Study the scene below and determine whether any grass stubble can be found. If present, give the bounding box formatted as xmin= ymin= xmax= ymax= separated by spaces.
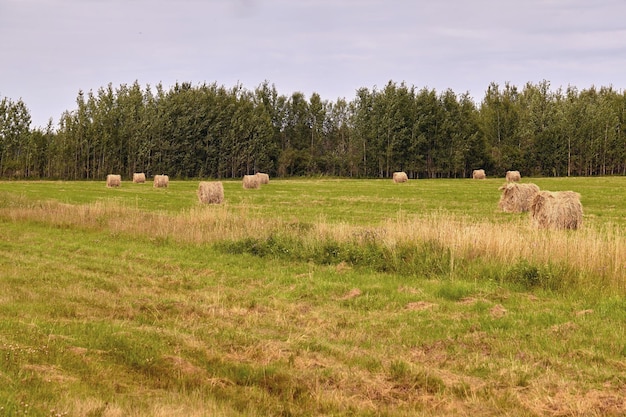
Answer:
xmin=0 ymin=179 xmax=625 ymax=416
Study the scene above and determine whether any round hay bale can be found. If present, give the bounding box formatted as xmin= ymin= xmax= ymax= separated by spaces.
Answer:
xmin=243 ymin=175 xmax=260 ymax=189
xmin=498 ymin=182 xmax=540 ymax=213
xmin=255 ymin=172 xmax=270 ymax=184
xmin=132 ymin=172 xmax=146 ymax=183
xmin=505 ymin=170 xmax=521 ymax=182
xmin=106 ymin=174 xmax=121 ymax=188
xmin=153 ymin=174 xmax=169 ymax=188
xmin=530 ymin=190 xmax=583 ymax=230
xmin=392 ymin=171 xmax=408 ymax=183
xmin=197 ymin=181 xmax=224 ymax=204
xmin=472 ymin=169 xmax=486 ymax=179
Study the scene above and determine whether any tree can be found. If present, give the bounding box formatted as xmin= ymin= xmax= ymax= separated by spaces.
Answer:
xmin=413 ymin=87 xmax=441 ymax=178
xmin=478 ymin=82 xmax=521 ymax=175
xmin=352 ymin=87 xmax=376 ymax=177
xmin=279 ymin=92 xmax=310 ymax=176
xmin=322 ymin=98 xmax=354 ymax=176
xmin=307 ymin=92 xmax=326 ymax=174
xmin=7 ymin=79 xmax=626 ymax=180
xmin=0 ymin=97 xmax=32 ymax=177
xmin=518 ymin=81 xmax=565 ymax=176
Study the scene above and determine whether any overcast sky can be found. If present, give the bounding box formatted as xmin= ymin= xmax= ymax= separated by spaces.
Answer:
xmin=2 ymin=0 xmax=626 ymax=128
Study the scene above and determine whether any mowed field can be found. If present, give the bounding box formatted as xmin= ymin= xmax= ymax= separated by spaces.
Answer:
xmin=2 ymin=176 xmax=625 ymax=224
xmin=0 ymin=177 xmax=625 ymax=416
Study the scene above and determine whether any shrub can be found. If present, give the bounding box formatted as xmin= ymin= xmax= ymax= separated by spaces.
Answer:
xmin=503 ymin=260 xmax=568 ymax=291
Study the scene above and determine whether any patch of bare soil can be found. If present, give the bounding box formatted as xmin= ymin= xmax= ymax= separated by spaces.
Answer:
xmin=489 ymin=304 xmax=507 ymax=318
xmin=405 ymin=301 xmax=437 ymax=311
xmin=339 ymin=288 xmax=362 ymax=300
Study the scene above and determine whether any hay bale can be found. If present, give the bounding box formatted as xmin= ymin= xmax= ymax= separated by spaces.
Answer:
xmin=243 ymin=175 xmax=260 ymax=189
xmin=472 ymin=169 xmax=486 ymax=179
xmin=153 ymin=174 xmax=169 ymax=188
xmin=197 ymin=181 xmax=224 ymax=204
xmin=106 ymin=174 xmax=121 ymax=188
xmin=498 ymin=182 xmax=540 ymax=213
xmin=255 ymin=172 xmax=270 ymax=184
xmin=505 ymin=170 xmax=521 ymax=182
xmin=530 ymin=190 xmax=583 ymax=230
xmin=392 ymin=171 xmax=408 ymax=183
xmin=132 ymin=172 xmax=146 ymax=183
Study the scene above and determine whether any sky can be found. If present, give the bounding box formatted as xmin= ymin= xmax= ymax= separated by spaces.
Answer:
xmin=1 ymin=0 xmax=626 ymax=128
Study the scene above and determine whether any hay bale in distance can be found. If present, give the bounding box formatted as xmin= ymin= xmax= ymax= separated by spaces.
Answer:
xmin=392 ymin=171 xmax=408 ymax=183
xmin=505 ymin=170 xmax=521 ymax=182
xmin=498 ymin=182 xmax=540 ymax=213
xmin=255 ymin=172 xmax=270 ymax=184
xmin=153 ymin=174 xmax=169 ymax=188
xmin=132 ymin=172 xmax=146 ymax=183
xmin=530 ymin=190 xmax=583 ymax=230
xmin=106 ymin=174 xmax=121 ymax=188
xmin=472 ymin=169 xmax=486 ymax=179
xmin=197 ymin=181 xmax=224 ymax=204
xmin=243 ymin=175 xmax=260 ymax=189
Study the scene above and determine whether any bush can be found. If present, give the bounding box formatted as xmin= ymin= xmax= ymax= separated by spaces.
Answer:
xmin=503 ymin=260 xmax=567 ymax=291
xmin=218 ymin=235 xmax=452 ymax=279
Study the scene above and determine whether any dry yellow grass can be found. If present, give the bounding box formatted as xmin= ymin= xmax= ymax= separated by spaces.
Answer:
xmin=311 ymin=213 xmax=624 ymax=291
xmin=60 ymin=393 xmax=231 ymax=417
xmin=2 ymin=200 xmax=623 ymax=292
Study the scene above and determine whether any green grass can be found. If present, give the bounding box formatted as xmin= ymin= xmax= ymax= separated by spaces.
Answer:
xmin=0 ymin=177 xmax=625 ymax=416
xmin=2 ymin=176 xmax=624 ymax=226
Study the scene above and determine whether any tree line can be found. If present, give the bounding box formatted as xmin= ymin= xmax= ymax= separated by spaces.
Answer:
xmin=1 ymin=79 xmax=625 ymax=180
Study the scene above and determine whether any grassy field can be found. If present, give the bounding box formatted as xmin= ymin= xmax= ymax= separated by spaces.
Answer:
xmin=0 ymin=177 xmax=625 ymax=416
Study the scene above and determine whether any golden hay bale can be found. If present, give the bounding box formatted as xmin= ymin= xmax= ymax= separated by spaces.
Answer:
xmin=197 ymin=181 xmax=224 ymax=204
xmin=392 ymin=171 xmax=408 ymax=183
xmin=153 ymin=174 xmax=169 ymax=188
xmin=505 ymin=170 xmax=521 ymax=182
xmin=132 ymin=172 xmax=146 ymax=183
xmin=472 ymin=169 xmax=486 ymax=179
xmin=243 ymin=175 xmax=260 ymax=189
xmin=530 ymin=190 xmax=583 ymax=230
xmin=106 ymin=174 xmax=121 ymax=188
xmin=498 ymin=182 xmax=540 ymax=213
xmin=255 ymin=172 xmax=270 ymax=184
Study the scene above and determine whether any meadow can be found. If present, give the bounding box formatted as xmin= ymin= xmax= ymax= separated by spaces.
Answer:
xmin=0 ymin=176 xmax=624 ymax=416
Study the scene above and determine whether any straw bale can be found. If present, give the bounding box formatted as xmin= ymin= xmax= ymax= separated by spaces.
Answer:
xmin=153 ymin=174 xmax=169 ymax=188
xmin=472 ymin=169 xmax=486 ymax=179
xmin=243 ymin=175 xmax=260 ymax=189
xmin=530 ymin=190 xmax=583 ymax=230
xmin=505 ymin=170 xmax=521 ymax=182
xmin=392 ymin=171 xmax=408 ymax=183
xmin=197 ymin=181 xmax=224 ymax=204
xmin=255 ymin=172 xmax=270 ymax=184
xmin=498 ymin=182 xmax=540 ymax=213
xmin=106 ymin=174 xmax=121 ymax=188
xmin=132 ymin=172 xmax=146 ymax=183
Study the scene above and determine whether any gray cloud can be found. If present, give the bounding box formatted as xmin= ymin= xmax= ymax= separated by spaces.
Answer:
xmin=1 ymin=0 xmax=625 ymax=127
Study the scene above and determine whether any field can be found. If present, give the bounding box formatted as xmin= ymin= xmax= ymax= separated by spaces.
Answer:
xmin=0 ymin=177 xmax=625 ymax=416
